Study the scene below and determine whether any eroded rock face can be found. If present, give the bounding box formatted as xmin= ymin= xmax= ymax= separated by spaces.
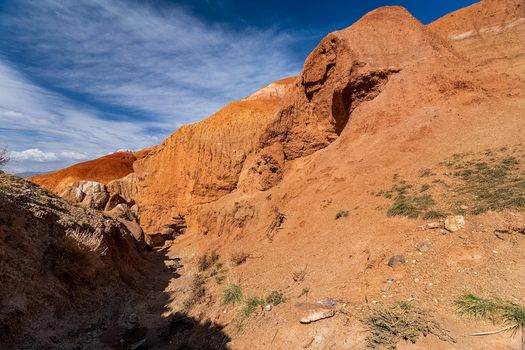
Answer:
xmin=0 ymin=172 xmax=148 ymax=349
xmin=59 ymin=180 xmax=144 ymax=243
xmin=131 ymin=80 xmax=295 ymax=232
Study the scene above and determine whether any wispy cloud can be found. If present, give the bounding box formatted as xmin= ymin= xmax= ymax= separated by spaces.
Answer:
xmin=0 ymin=59 xmax=163 ymax=173
xmin=1 ymin=0 xmax=300 ymax=121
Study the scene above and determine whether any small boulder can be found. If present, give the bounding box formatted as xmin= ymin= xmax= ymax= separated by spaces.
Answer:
xmin=105 ymin=193 xmax=127 ymax=211
xmin=107 ymin=203 xmax=132 ymax=220
xmin=444 ymin=215 xmax=465 ymax=232
xmin=388 ymin=255 xmax=406 ymax=267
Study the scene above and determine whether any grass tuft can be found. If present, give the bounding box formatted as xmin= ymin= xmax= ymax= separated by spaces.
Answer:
xmin=224 ymin=283 xmax=242 ymax=305
xmin=455 ymin=294 xmax=500 ymax=319
xmin=265 ymin=290 xmax=285 ymax=306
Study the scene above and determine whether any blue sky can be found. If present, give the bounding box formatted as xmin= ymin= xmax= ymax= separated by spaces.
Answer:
xmin=0 ymin=0 xmax=478 ymax=174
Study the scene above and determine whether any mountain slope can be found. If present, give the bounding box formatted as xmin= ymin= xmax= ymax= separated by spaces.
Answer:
xmin=428 ymin=0 xmax=525 ymax=77
xmin=29 ymin=150 xmax=149 ymax=194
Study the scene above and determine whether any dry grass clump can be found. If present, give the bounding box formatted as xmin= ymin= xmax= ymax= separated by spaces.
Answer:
xmin=230 ymin=251 xmax=250 ymax=266
xmin=365 ymin=302 xmax=455 ymax=349
xmin=335 ymin=210 xmax=349 ymax=219
xmin=291 ymin=266 xmax=308 ymax=282
xmin=65 ymin=228 xmax=106 ymax=254
xmin=184 ymin=274 xmax=207 ymax=309
xmin=198 ymin=251 xmax=220 ymax=272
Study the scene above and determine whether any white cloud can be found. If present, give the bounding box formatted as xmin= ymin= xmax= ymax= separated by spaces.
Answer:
xmin=10 ymin=149 xmax=89 ymax=162
xmin=11 ymin=149 xmax=59 ymax=162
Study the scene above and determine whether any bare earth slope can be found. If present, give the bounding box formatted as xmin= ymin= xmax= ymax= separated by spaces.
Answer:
xmin=428 ymin=0 xmax=525 ymax=78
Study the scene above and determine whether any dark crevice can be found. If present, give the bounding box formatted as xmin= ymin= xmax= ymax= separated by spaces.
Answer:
xmin=331 ymin=69 xmax=398 ymax=136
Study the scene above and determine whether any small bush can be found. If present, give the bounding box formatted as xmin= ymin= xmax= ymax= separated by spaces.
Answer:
xmin=198 ymin=251 xmax=220 ymax=272
xmin=365 ymin=303 xmax=455 ymax=349
xmin=224 ymin=284 xmax=242 ymax=305
xmin=423 ymin=210 xmax=447 ymax=220
xmin=420 ymin=183 xmax=431 ymax=192
xmin=266 ymin=290 xmax=285 ymax=306
xmin=335 ymin=210 xmax=349 ymax=220
xmin=242 ymin=297 xmax=264 ymax=317
xmin=230 ymin=251 xmax=250 ymax=266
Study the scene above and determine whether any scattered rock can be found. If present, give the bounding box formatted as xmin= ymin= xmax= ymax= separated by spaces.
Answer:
xmin=416 ymin=239 xmax=431 ymax=252
xmin=426 ymin=222 xmax=440 ymax=229
xmin=388 ymin=255 xmax=406 ymax=267
xmin=104 ymin=193 xmax=127 ymax=211
xmin=318 ymin=298 xmax=337 ymax=306
xmin=164 ymin=259 xmax=182 ymax=269
xmin=145 ymin=233 xmax=165 ymax=247
xmin=264 ymin=304 xmax=273 ymax=312
xmin=300 ymin=309 xmax=335 ymax=324
xmin=444 ymin=215 xmax=465 ymax=232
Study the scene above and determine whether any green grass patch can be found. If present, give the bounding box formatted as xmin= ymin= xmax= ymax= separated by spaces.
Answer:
xmin=265 ymin=290 xmax=285 ymax=306
xmin=379 ymin=147 xmax=525 ymax=218
xmin=455 ymin=294 xmax=525 ymax=342
xmin=242 ymin=297 xmax=265 ymax=317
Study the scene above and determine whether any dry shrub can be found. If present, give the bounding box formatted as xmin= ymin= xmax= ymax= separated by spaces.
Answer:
xmin=365 ymin=303 xmax=455 ymax=349
xmin=230 ymin=251 xmax=250 ymax=266
xmin=291 ymin=266 xmax=308 ymax=282
xmin=198 ymin=251 xmax=220 ymax=272
xmin=65 ymin=228 xmax=106 ymax=255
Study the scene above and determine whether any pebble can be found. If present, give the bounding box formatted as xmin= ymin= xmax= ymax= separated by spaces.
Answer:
xmin=388 ymin=255 xmax=406 ymax=267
